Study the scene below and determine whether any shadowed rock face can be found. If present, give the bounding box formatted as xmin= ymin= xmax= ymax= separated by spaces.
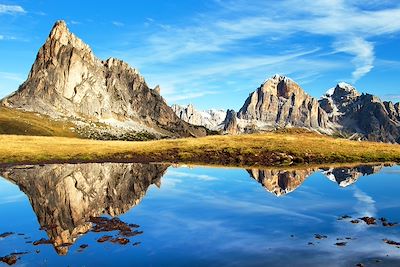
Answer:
xmin=248 ymin=164 xmax=389 ymax=196
xmin=0 ymin=20 xmax=206 ymax=139
xmin=320 ymin=83 xmax=400 ymax=143
xmin=0 ymin=163 xmax=168 ymax=255
xmin=237 ymin=75 xmax=332 ymax=133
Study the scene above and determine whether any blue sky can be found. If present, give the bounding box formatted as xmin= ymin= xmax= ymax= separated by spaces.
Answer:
xmin=0 ymin=0 xmax=399 ymax=110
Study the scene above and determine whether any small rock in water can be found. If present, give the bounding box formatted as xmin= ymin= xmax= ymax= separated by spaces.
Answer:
xmin=314 ymin=234 xmax=327 ymax=240
xmin=33 ymin=238 xmax=53 ymax=246
xmin=111 ymin=237 xmax=130 ymax=245
xmin=79 ymin=244 xmax=88 ymax=249
xmin=382 ymin=220 xmax=398 ymax=227
xmin=350 ymin=219 xmax=360 ymax=224
xmin=383 ymin=239 xmax=400 ymax=246
xmin=359 ymin=217 xmax=376 ymax=225
xmin=0 ymin=232 xmax=14 ymax=238
xmin=0 ymin=255 xmax=17 ymax=265
xmin=338 ymin=215 xmax=352 ymax=220
xmin=132 ymin=242 xmax=141 ymax=246
xmin=356 ymin=264 xmax=364 ymax=267
xmin=335 ymin=242 xmax=347 ymax=246
xmin=97 ymin=235 xmax=112 ymax=243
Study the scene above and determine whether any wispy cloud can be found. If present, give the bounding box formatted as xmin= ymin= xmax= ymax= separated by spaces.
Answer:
xmin=333 ymin=37 xmax=375 ymax=82
xmin=0 ymin=4 xmax=26 ymax=14
xmin=120 ymin=0 xmax=400 ymax=91
xmin=167 ymin=170 xmax=218 ymax=181
xmin=382 ymin=94 xmax=400 ymax=102
xmin=112 ymin=21 xmax=124 ymax=27
xmin=0 ymin=71 xmax=24 ymax=82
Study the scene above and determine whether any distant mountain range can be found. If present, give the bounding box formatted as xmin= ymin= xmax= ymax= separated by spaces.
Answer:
xmin=174 ymin=75 xmax=400 ymax=143
xmin=1 ymin=20 xmax=399 ymax=143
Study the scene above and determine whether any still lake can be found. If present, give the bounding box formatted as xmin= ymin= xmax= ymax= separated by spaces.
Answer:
xmin=0 ymin=163 xmax=400 ymax=266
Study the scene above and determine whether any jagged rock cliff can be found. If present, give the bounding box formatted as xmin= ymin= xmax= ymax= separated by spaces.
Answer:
xmin=320 ymin=83 xmax=400 ymax=143
xmin=171 ymin=104 xmax=226 ymax=130
xmin=0 ymin=162 xmax=168 ymax=255
xmin=0 ymin=21 xmax=206 ymax=139
xmin=236 ymin=75 xmax=333 ymax=133
xmin=247 ymin=168 xmax=316 ymax=196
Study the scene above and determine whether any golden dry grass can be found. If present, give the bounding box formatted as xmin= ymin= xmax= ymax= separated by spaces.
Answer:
xmin=1 ymin=131 xmax=399 ymax=166
xmin=0 ymin=107 xmax=77 ymax=137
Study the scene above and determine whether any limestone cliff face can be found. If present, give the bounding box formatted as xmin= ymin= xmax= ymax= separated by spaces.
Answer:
xmin=0 ymin=163 xmax=168 ymax=255
xmin=237 ymin=75 xmax=332 ymax=133
xmin=0 ymin=21 xmax=205 ymax=139
xmin=247 ymin=168 xmax=316 ymax=196
xmin=171 ymin=104 xmax=226 ymax=130
xmin=320 ymin=83 xmax=400 ymax=143
xmin=223 ymin=109 xmax=239 ymax=134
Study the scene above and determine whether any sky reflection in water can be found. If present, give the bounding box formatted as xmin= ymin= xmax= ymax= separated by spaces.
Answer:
xmin=0 ymin=163 xmax=400 ymax=266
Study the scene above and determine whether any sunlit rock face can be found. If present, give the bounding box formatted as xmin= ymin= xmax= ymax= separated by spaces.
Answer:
xmin=236 ymin=75 xmax=334 ymax=134
xmin=0 ymin=163 xmax=168 ymax=255
xmin=320 ymin=83 xmax=400 ymax=143
xmin=172 ymin=104 xmax=226 ymax=131
xmin=0 ymin=20 xmax=206 ymax=139
xmin=321 ymin=163 xmax=392 ymax=187
xmin=247 ymin=168 xmax=317 ymax=196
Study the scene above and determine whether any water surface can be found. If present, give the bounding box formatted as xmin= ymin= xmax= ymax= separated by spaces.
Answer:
xmin=0 ymin=162 xmax=400 ymax=266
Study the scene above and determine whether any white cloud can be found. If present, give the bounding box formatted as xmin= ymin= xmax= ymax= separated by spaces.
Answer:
xmin=69 ymin=20 xmax=81 ymax=25
xmin=0 ymin=4 xmax=26 ymax=14
xmin=0 ymin=71 xmax=24 ymax=82
xmin=127 ymin=0 xmax=400 ymax=83
xmin=112 ymin=21 xmax=124 ymax=27
xmin=0 ymin=35 xmax=3 ymax=40
xmin=167 ymin=170 xmax=218 ymax=181
xmin=333 ymin=37 xmax=375 ymax=82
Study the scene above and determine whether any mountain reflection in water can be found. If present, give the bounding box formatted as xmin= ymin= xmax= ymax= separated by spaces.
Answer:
xmin=0 ymin=162 xmax=396 ymax=258
xmin=248 ymin=163 xmax=394 ymax=196
xmin=0 ymin=163 xmax=168 ymax=255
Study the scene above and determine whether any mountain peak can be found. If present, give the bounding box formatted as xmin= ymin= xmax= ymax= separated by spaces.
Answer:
xmin=266 ymin=74 xmax=293 ymax=84
xmin=334 ymin=82 xmax=360 ymax=98
xmin=47 ymin=20 xmax=90 ymax=52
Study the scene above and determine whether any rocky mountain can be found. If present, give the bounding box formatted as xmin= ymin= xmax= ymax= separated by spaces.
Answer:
xmin=247 ymin=168 xmax=316 ymax=196
xmin=322 ymin=163 xmax=391 ymax=187
xmin=0 ymin=20 xmax=206 ymax=140
xmin=172 ymin=104 xmax=226 ymax=131
xmin=319 ymin=83 xmax=400 ymax=143
xmin=0 ymin=162 xmax=168 ymax=255
xmin=235 ymin=75 xmax=334 ymax=134
xmin=221 ymin=75 xmax=399 ymax=143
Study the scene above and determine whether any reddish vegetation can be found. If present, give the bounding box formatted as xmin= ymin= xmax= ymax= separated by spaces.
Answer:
xmin=97 ymin=235 xmax=112 ymax=243
xmin=359 ymin=217 xmax=376 ymax=225
xmin=0 ymin=255 xmax=17 ymax=265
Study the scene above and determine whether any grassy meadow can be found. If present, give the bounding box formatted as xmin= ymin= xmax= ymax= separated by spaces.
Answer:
xmin=1 ymin=131 xmax=399 ymax=167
